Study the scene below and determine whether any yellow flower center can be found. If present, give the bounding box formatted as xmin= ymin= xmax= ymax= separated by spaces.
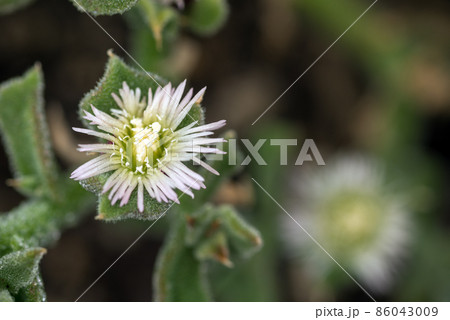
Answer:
xmin=319 ymin=191 xmax=382 ymax=256
xmin=120 ymin=118 xmax=166 ymax=174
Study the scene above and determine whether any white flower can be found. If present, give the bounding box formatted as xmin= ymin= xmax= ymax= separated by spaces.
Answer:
xmin=283 ymin=155 xmax=411 ymax=292
xmin=71 ymin=81 xmax=226 ymax=212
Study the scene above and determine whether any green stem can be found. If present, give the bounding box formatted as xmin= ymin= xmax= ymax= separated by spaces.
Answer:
xmin=0 ymin=178 xmax=95 ymax=256
xmin=153 ymin=214 xmax=211 ymax=301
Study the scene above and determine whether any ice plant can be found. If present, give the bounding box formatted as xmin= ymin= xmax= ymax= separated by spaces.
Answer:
xmin=71 ymin=81 xmax=226 ymax=212
xmin=0 ymin=56 xmax=262 ymax=302
xmin=284 ymin=155 xmax=411 ymax=292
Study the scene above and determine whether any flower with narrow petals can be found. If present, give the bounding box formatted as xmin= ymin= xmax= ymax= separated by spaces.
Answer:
xmin=283 ymin=155 xmax=411 ymax=292
xmin=71 ymin=81 xmax=226 ymax=212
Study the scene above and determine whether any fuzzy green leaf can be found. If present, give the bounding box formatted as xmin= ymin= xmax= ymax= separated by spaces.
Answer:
xmin=0 ymin=247 xmax=46 ymax=295
xmin=0 ymin=65 xmax=58 ymax=199
xmin=97 ymin=191 xmax=171 ymax=222
xmin=187 ymin=0 xmax=229 ymax=35
xmin=15 ymin=273 xmax=46 ymax=302
xmin=218 ymin=205 xmax=262 ymax=258
xmin=0 ymin=178 xmax=95 ymax=257
xmin=184 ymin=204 xmax=215 ymax=246
xmin=185 ymin=204 xmax=262 ymax=264
xmin=194 ymin=231 xmax=233 ymax=267
xmin=154 ymin=216 xmax=211 ymax=301
xmin=0 ymin=285 xmax=14 ymax=302
xmin=70 ymin=0 xmax=138 ymax=16
xmin=0 ymin=0 xmax=35 ymax=14
xmin=137 ymin=0 xmax=178 ymax=51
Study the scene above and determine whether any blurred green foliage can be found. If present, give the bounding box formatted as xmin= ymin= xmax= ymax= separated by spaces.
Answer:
xmin=186 ymin=0 xmax=229 ymax=35
xmin=0 ymin=0 xmax=35 ymax=14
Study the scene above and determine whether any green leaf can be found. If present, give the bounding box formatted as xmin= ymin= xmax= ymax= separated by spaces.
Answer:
xmin=15 ymin=273 xmax=46 ymax=302
xmin=194 ymin=231 xmax=233 ymax=267
xmin=185 ymin=204 xmax=262 ymax=265
xmin=0 ymin=65 xmax=58 ymax=199
xmin=0 ymin=178 xmax=95 ymax=257
xmin=0 ymin=247 xmax=46 ymax=295
xmin=184 ymin=204 xmax=215 ymax=246
xmin=186 ymin=0 xmax=229 ymax=35
xmin=154 ymin=216 xmax=211 ymax=301
xmin=137 ymin=0 xmax=178 ymax=51
xmin=97 ymin=191 xmax=171 ymax=222
xmin=70 ymin=0 xmax=138 ymax=16
xmin=125 ymin=2 xmax=179 ymax=74
xmin=0 ymin=285 xmax=14 ymax=302
xmin=0 ymin=0 xmax=35 ymax=15
xmin=218 ymin=205 xmax=262 ymax=258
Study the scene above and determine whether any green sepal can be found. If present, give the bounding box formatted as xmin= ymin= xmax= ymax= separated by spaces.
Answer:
xmin=0 ymin=0 xmax=35 ymax=14
xmin=81 ymin=172 xmax=173 ymax=222
xmin=177 ymin=100 xmax=205 ymax=130
xmin=184 ymin=204 xmax=215 ymax=246
xmin=15 ymin=273 xmax=46 ymax=302
xmin=194 ymin=231 xmax=233 ymax=267
xmin=184 ymin=204 xmax=262 ymax=265
xmin=79 ymin=51 xmax=166 ymax=127
xmin=153 ymin=216 xmax=211 ymax=301
xmin=186 ymin=0 xmax=229 ymax=35
xmin=70 ymin=0 xmax=138 ymax=16
xmin=97 ymin=191 xmax=171 ymax=222
xmin=0 ymin=247 xmax=46 ymax=295
xmin=78 ymin=50 xmax=204 ymax=130
xmin=0 ymin=64 xmax=58 ymax=199
xmin=79 ymin=173 xmax=109 ymax=195
xmin=218 ymin=205 xmax=262 ymax=258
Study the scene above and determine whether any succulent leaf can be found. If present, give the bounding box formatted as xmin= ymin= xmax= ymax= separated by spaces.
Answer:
xmin=0 ymin=247 xmax=46 ymax=295
xmin=70 ymin=0 xmax=138 ymax=16
xmin=0 ymin=65 xmax=58 ymax=199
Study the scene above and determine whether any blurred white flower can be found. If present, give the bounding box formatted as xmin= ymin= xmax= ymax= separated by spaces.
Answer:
xmin=71 ymin=81 xmax=226 ymax=212
xmin=283 ymin=155 xmax=411 ymax=292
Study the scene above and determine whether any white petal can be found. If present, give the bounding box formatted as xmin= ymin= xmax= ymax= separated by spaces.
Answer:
xmin=137 ymin=180 xmax=144 ymax=212
xmin=73 ymin=127 xmax=120 ymax=144
xmin=193 ymin=157 xmax=219 ymax=175
xmin=171 ymin=87 xmax=206 ymax=129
